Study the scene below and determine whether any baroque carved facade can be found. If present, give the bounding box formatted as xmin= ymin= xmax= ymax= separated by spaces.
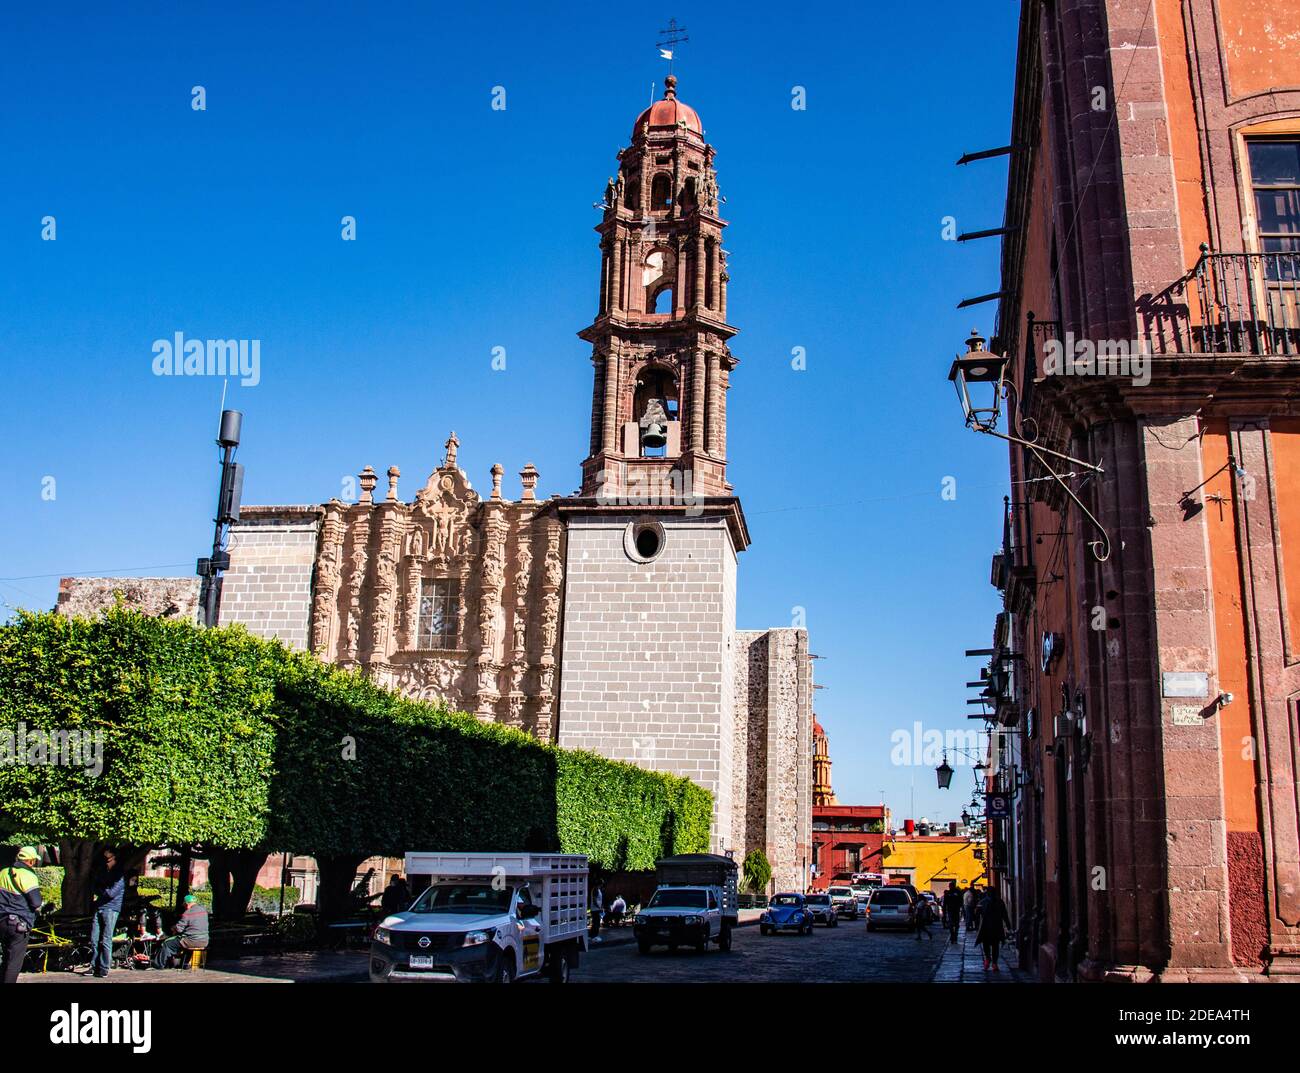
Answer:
xmin=274 ymin=433 xmax=565 ymax=738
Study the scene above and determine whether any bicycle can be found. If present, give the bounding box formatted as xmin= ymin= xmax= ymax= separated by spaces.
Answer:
xmin=21 ymin=908 xmax=94 ymax=974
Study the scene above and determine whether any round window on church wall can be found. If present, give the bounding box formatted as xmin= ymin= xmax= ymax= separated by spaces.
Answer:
xmin=625 ymin=518 xmax=666 ymax=564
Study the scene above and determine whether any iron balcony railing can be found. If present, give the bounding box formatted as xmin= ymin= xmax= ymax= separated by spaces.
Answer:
xmin=1143 ymin=246 xmax=1300 ymax=356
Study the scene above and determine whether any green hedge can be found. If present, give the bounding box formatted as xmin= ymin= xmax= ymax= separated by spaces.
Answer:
xmin=0 ymin=609 xmax=711 ymax=869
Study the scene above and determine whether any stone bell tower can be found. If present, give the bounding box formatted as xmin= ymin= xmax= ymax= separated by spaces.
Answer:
xmin=579 ymin=73 xmax=737 ymax=503
xmin=557 ymin=76 xmax=750 ymax=854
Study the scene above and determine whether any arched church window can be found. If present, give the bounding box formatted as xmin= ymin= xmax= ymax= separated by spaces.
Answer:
xmin=650 ymin=173 xmax=672 ymax=211
xmin=633 ymin=366 xmax=678 ymax=457
xmin=642 ymin=246 xmax=675 ymax=314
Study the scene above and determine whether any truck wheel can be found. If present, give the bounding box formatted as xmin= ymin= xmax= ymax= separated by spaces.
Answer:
xmin=637 ymin=939 xmax=652 ymax=955
xmin=719 ymin=925 xmax=733 ymax=952
xmin=492 ymin=952 xmax=516 ymax=984
xmin=548 ymin=954 xmax=570 ymax=983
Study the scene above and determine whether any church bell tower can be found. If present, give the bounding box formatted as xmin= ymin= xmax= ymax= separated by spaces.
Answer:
xmin=579 ymin=73 xmax=738 ymax=502
xmin=557 ymin=76 xmax=749 ymax=854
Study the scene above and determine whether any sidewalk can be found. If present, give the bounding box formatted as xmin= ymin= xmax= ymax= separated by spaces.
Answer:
xmin=930 ymin=925 xmax=1031 ymax=983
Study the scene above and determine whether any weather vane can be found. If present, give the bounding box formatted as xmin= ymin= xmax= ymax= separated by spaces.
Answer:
xmin=656 ymin=18 xmax=688 ymax=78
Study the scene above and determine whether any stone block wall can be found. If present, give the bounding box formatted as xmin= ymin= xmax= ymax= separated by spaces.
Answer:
xmin=55 ymin=576 xmax=201 ymax=622
xmin=732 ymin=627 xmax=812 ymax=893
xmin=221 ymin=512 xmax=320 ymax=650
xmin=556 ymin=511 xmax=737 ymax=852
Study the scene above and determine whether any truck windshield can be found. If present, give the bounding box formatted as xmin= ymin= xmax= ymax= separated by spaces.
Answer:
xmin=647 ymin=889 xmax=707 ymax=909
xmin=406 ymin=884 xmax=513 ymax=914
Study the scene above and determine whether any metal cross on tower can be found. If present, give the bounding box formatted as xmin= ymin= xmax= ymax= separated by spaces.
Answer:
xmin=656 ymin=18 xmax=688 ymax=77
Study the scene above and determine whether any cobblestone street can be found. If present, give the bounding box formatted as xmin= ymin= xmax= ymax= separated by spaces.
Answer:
xmin=577 ymin=919 xmax=952 ymax=984
xmin=18 ymin=921 xmax=1032 ymax=985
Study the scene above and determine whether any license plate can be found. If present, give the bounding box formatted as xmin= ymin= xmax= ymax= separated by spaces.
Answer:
xmin=408 ymin=955 xmax=434 ymax=969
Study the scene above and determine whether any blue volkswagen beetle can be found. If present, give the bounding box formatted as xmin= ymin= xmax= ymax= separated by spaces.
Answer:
xmin=759 ymin=892 xmax=815 ymax=936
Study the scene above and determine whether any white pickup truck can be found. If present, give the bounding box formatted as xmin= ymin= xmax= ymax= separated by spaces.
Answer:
xmin=633 ymin=853 xmax=738 ymax=954
xmin=369 ymin=852 xmax=588 ymax=983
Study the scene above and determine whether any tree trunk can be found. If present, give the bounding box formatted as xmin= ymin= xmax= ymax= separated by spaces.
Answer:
xmin=207 ymin=848 xmax=269 ymax=921
xmin=315 ymin=853 xmax=368 ymax=922
xmin=56 ymin=840 xmax=151 ymax=917
xmin=57 ymin=838 xmax=102 ymax=917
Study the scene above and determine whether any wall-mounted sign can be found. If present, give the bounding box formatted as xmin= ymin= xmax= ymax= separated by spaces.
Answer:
xmin=1171 ymin=705 xmax=1203 ymax=726
xmin=1162 ymin=671 xmax=1209 ymax=698
xmin=986 ymin=794 xmax=1010 ymax=819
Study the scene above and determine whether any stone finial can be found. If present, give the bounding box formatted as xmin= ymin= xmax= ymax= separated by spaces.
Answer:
xmin=386 ymin=465 xmax=400 ymax=502
xmin=444 ymin=431 xmax=460 ymax=468
xmin=519 ymin=462 xmax=539 ymax=502
xmin=490 ymin=463 xmax=504 ymax=501
xmin=358 ymin=465 xmax=377 ymax=504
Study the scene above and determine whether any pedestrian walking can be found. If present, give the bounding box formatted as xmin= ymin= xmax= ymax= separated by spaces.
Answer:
xmin=89 ymin=847 xmax=125 ymax=978
xmin=941 ymin=884 xmax=963 ymax=944
xmin=0 ymin=847 xmax=44 ymax=984
xmin=913 ymin=895 xmax=934 ymax=940
xmin=152 ymin=894 xmax=210 ymax=969
xmin=589 ymin=878 xmax=605 ymax=943
xmin=975 ymin=887 xmax=1012 ymax=972
xmin=962 ymin=884 xmax=977 ymax=931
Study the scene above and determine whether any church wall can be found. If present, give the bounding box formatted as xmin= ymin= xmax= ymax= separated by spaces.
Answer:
xmin=220 ymin=512 xmax=319 ymax=651
xmin=556 ymin=512 xmax=736 ymax=852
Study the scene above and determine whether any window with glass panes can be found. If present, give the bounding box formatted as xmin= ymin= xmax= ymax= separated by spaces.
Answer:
xmin=417 ymin=578 xmax=460 ymax=649
xmin=1249 ymin=139 xmax=1300 ymax=279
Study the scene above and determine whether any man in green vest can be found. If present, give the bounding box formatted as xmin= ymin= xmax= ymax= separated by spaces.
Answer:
xmin=0 ymin=847 xmax=44 ymax=984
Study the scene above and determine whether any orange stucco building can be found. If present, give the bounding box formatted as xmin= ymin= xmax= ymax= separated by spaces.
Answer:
xmin=969 ymin=0 xmax=1300 ymax=981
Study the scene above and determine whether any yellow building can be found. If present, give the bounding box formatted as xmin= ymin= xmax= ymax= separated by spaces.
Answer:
xmin=879 ymin=834 xmax=986 ymax=895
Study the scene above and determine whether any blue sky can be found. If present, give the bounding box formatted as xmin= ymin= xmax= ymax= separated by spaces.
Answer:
xmin=0 ymin=1 xmax=1014 ymax=822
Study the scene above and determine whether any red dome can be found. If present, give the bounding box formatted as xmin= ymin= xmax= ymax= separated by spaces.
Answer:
xmin=632 ymin=75 xmax=702 ymax=141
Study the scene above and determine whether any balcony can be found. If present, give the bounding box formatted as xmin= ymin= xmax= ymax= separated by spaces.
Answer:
xmin=1142 ymin=247 xmax=1300 ymax=357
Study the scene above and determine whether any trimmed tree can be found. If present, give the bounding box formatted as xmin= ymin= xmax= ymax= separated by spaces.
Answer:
xmin=1 ymin=609 xmax=713 ymax=920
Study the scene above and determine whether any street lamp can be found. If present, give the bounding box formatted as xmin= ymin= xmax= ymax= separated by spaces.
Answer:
xmin=936 ymin=752 xmax=954 ymax=790
xmin=948 ymin=329 xmax=1009 ymax=433
xmin=945 ymin=327 xmax=1112 ymax=561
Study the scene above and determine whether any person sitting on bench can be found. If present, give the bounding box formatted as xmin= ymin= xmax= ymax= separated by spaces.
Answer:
xmin=152 ymin=894 xmax=209 ymax=968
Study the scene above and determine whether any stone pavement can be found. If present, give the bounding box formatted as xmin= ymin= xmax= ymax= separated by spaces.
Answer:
xmin=930 ymin=924 xmax=1031 ymax=983
xmin=22 ymin=950 xmax=369 ymax=984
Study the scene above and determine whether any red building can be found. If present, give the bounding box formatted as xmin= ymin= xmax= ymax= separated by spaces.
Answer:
xmin=965 ymin=0 xmax=1300 ymax=981
xmin=811 ymin=804 xmax=887 ymax=890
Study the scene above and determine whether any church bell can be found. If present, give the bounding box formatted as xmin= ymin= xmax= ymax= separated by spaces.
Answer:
xmin=639 ymin=398 xmax=669 ymax=449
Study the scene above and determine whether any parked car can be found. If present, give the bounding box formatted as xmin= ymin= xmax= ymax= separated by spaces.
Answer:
xmin=804 ymin=892 xmax=838 ymax=928
xmin=759 ymin=893 xmax=815 ymax=936
xmin=827 ymin=885 xmax=859 ymax=919
xmin=865 ymin=886 xmax=916 ymax=932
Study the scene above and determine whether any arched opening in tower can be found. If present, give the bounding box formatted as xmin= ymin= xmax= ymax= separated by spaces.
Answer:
xmin=633 ymin=366 xmax=678 ymax=458
xmin=650 ymin=173 xmax=672 ymax=212
xmin=642 ymin=247 xmax=676 ymax=315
